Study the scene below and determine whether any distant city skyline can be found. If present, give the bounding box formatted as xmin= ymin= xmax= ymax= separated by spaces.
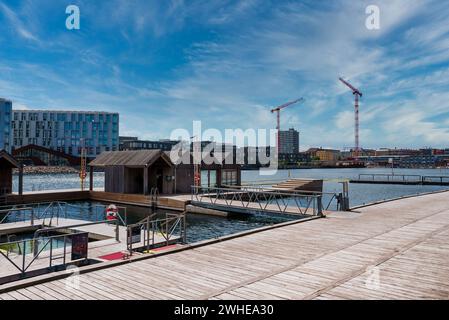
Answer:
xmin=1 ymin=1 xmax=449 ymax=150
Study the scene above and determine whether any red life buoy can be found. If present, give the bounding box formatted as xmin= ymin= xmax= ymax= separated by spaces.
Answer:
xmin=106 ymin=204 xmax=118 ymax=220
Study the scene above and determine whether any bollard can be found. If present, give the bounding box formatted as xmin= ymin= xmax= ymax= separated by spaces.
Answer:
xmin=339 ymin=181 xmax=350 ymax=211
xmin=317 ymin=195 xmax=323 ymax=216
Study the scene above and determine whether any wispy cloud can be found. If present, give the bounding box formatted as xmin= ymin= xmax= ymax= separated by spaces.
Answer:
xmin=0 ymin=1 xmax=39 ymax=42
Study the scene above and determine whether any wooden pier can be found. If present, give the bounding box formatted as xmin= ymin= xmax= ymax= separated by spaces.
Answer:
xmin=1 ymin=190 xmax=449 ymax=300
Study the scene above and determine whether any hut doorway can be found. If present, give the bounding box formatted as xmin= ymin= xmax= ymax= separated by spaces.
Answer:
xmin=156 ymin=168 xmax=163 ymax=193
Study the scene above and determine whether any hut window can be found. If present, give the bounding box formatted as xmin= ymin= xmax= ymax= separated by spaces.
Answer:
xmin=222 ymin=170 xmax=237 ymax=186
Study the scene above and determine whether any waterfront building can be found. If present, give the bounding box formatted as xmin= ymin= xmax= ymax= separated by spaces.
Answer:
xmin=11 ymin=110 xmax=119 ymax=157
xmin=89 ymin=149 xmax=242 ymax=194
xmin=308 ymin=148 xmax=341 ymax=162
xmin=279 ymin=152 xmax=311 ymax=165
xmin=12 ymin=144 xmax=80 ymax=166
xmin=0 ymin=98 xmax=12 ymax=152
xmin=119 ymin=136 xmax=138 ymax=150
xmin=375 ymin=148 xmax=421 ymax=157
xmin=121 ymin=139 xmax=179 ymax=152
xmin=279 ymin=128 xmax=299 ymax=154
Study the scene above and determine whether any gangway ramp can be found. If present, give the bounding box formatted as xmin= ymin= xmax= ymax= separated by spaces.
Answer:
xmin=271 ymin=179 xmax=323 ymax=192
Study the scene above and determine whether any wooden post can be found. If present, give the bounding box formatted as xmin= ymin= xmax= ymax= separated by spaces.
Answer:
xmin=89 ymin=166 xmax=94 ymax=191
xmin=143 ymin=166 xmax=149 ymax=195
xmin=18 ymin=163 xmax=23 ymax=196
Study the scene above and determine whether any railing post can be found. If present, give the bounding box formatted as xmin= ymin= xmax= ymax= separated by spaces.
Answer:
xmin=22 ymin=240 xmax=26 ymax=274
xmin=182 ymin=213 xmax=187 ymax=244
xmin=33 ymin=238 xmax=39 ymax=257
xmin=49 ymin=239 xmax=53 ymax=268
xmin=146 ymin=218 xmax=150 ymax=251
xmin=63 ymin=236 xmax=67 ymax=266
xmin=166 ymin=213 xmax=169 ymax=246
xmin=115 ymin=221 xmax=120 ymax=242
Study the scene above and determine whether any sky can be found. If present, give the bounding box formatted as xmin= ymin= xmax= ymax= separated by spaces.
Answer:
xmin=1 ymin=0 xmax=449 ymax=150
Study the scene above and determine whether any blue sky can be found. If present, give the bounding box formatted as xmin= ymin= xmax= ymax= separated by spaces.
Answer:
xmin=1 ymin=0 xmax=449 ymax=150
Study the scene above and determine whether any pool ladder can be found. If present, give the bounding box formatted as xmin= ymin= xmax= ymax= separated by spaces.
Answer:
xmin=150 ymin=188 xmax=159 ymax=210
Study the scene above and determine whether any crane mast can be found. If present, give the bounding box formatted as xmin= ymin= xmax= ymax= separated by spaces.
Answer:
xmin=339 ymin=77 xmax=363 ymax=159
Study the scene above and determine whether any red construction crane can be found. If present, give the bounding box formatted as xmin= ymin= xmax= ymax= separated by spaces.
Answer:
xmin=271 ymin=98 xmax=304 ymax=151
xmin=339 ymin=77 xmax=363 ymax=159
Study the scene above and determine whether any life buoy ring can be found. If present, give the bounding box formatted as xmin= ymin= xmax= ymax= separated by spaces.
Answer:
xmin=106 ymin=204 xmax=118 ymax=220
xmin=79 ymin=171 xmax=87 ymax=179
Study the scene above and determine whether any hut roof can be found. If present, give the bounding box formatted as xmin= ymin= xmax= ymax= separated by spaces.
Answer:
xmin=0 ymin=150 xmax=20 ymax=168
xmin=89 ymin=150 xmax=173 ymax=168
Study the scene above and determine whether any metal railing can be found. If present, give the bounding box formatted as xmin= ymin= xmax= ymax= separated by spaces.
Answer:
xmin=0 ymin=201 xmax=128 ymax=227
xmin=356 ymin=174 xmax=449 ymax=185
xmin=422 ymin=175 xmax=449 ymax=184
xmin=126 ymin=212 xmax=186 ymax=254
xmin=357 ymin=174 xmax=422 ymax=182
xmin=0 ymin=231 xmax=88 ymax=276
xmin=191 ymin=186 xmax=339 ymax=216
xmin=0 ymin=219 xmax=119 ymax=280
xmin=0 ymin=207 xmax=35 ymax=225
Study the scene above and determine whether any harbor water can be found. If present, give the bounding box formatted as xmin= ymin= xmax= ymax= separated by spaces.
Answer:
xmin=12 ymin=168 xmax=449 ymax=207
xmin=6 ymin=168 xmax=449 ymax=244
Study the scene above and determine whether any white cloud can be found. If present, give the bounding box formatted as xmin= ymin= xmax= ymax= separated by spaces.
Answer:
xmin=0 ymin=1 xmax=39 ymax=42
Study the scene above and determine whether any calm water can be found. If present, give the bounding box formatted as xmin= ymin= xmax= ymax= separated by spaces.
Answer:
xmin=5 ymin=168 xmax=449 ymax=244
xmin=13 ymin=168 xmax=449 ymax=207
xmin=243 ymin=168 xmax=449 ymax=206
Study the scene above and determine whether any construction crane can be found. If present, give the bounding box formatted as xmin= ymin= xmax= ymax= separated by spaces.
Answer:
xmin=270 ymin=98 xmax=304 ymax=151
xmin=339 ymin=77 xmax=363 ymax=159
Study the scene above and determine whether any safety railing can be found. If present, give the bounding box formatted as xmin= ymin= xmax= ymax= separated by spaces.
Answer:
xmin=0 ymin=231 xmax=88 ymax=277
xmin=126 ymin=212 xmax=186 ymax=254
xmin=422 ymin=175 xmax=449 ymax=184
xmin=357 ymin=174 xmax=422 ymax=182
xmin=191 ymin=186 xmax=339 ymax=216
xmin=0 ymin=201 xmax=128 ymax=227
xmin=0 ymin=219 xmax=119 ymax=281
xmin=0 ymin=207 xmax=35 ymax=225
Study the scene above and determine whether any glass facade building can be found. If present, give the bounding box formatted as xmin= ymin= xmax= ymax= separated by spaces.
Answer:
xmin=11 ymin=110 xmax=119 ymax=157
xmin=279 ymin=128 xmax=299 ymax=154
xmin=0 ymin=98 xmax=12 ymax=152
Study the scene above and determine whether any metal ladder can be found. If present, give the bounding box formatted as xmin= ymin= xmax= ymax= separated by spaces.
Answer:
xmin=150 ymin=188 xmax=159 ymax=210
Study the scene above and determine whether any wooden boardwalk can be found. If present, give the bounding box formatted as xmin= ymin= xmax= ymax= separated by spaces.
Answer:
xmin=2 ymin=191 xmax=449 ymax=300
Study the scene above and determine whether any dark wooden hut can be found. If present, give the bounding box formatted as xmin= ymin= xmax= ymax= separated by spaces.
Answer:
xmin=89 ymin=149 xmax=242 ymax=195
xmin=0 ymin=150 xmax=22 ymax=197
xmin=89 ymin=150 xmax=174 ymax=195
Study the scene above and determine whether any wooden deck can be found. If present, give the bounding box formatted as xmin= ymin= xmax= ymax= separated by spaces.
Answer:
xmin=2 ymin=191 xmax=449 ymax=300
xmin=271 ymin=178 xmax=323 ymax=192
